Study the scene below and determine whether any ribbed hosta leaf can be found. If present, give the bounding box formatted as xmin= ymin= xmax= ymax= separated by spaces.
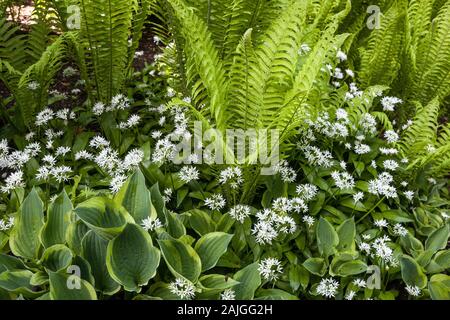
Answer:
xmin=9 ymin=188 xmax=44 ymax=260
xmin=106 ymin=224 xmax=160 ymax=292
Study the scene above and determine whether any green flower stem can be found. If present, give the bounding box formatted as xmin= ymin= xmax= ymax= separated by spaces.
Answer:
xmin=356 ymin=196 xmax=386 ymax=224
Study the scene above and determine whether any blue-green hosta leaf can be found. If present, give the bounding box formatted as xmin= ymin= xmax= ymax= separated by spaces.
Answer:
xmin=303 ymin=257 xmax=327 ymax=276
xmin=158 ymin=238 xmax=202 ymax=283
xmin=428 ymin=274 xmax=450 ymax=300
xmin=339 ymin=198 xmax=367 ymax=212
xmin=149 ymin=183 xmax=167 ymax=223
xmin=40 ymin=244 xmax=73 ymax=272
xmin=40 ymin=190 xmax=73 ymax=248
xmin=106 ymin=224 xmax=160 ymax=292
xmin=198 ymin=274 xmax=240 ymax=291
xmin=382 ymin=210 xmax=414 ymax=223
xmin=0 ymin=270 xmax=44 ymax=298
xmin=400 ymin=255 xmax=428 ymax=289
xmin=336 ymin=218 xmax=356 ymax=252
xmin=425 ymin=224 xmax=449 ymax=252
xmin=255 ymin=289 xmax=299 ymax=300
xmin=81 ymin=231 xmax=120 ymax=295
xmin=233 ymin=262 xmax=261 ymax=300
xmin=189 ymin=209 xmax=216 ymax=236
xmin=74 ymin=197 xmax=134 ymax=240
xmin=166 ymin=211 xmax=186 ymax=238
xmin=9 ymin=188 xmax=44 ymax=259
xmin=65 ymin=220 xmax=90 ymax=255
xmin=49 ymin=271 xmax=97 ymax=300
xmin=114 ymin=168 xmax=155 ymax=224
xmin=335 ymin=260 xmax=368 ymax=276
xmin=194 ymin=232 xmax=233 ymax=272
xmin=30 ymin=271 xmax=49 ymax=286
xmin=316 ymin=217 xmax=339 ymax=257
xmin=0 ymin=254 xmax=26 ymax=273
xmin=196 ymin=274 xmax=240 ymax=299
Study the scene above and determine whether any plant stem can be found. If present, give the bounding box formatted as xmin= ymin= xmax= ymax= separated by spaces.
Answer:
xmin=356 ymin=196 xmax=386 ymax=224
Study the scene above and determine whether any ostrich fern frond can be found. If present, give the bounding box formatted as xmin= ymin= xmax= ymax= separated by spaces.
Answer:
xmin=78 ymin=0 xmax=135 ymax=102
xmin=358 ymin=0 xmax=407 ymax=87
xmin=408 ymin=1 xmax=450 ymax=105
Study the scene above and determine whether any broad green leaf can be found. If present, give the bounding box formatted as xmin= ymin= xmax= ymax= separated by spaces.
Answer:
xmin=106 ymin=224 xmax=160 ymax=292
xmin=233 ymin=262 xmax=261 ymax=300
xmin=0 ymin=254 xmax=25 ymax=273
xmin=335 ymin=260 xmax=368 ymax=276
xmin=400 ymin=255 xmax=428 ymax=289
xmin=189 ymin=209 xmax=216 ymax=236
xmin=49 ymin=272 xmax=97 ymax=300
xmin=428 ymin=274 xmax=450 ymax=300
xmin=66 ymin=220 xmax=90 ymax=255
xmin=40 ymin=190 xmax=73 ymax=248
xmin=256 ymin=289 xmax=299 ymax=300
xmin=81 ymin=231 xmax=120 ymax=295
xmin=40 ymin=244 xmax=73 ymax=272
xmin=316 ymin=217 xmax=339 ymax=257
xmin=74 ymin=197 xmax=134 ymax=240
xmin=289 ymin=264 xmax=309 ymax=291
xmin=30 ymin=271 xmax=49 ymax=286
xmin=303 ymin=257 xmax=327 ymax=276
xmin=198 ymin=274 xmax=240 ymax=291
xmin=115 ymin=168 xmax=154 ymax=224
xmin=149 ymin=183 xmax=167 ymax=223
xmin=166 ymin=211 xmax=186 ymax=238
xmin=158 ymin=238 xmax=202 ymax=283
xmin=382 ymin=210 xmax=414 ymax=223
xmin=9 ymin=188 xmax=44 ymax=259
xmin=194 ymin=232 xmax=233 ymax=271
xmin=340 ymin=198 xmax=366 ymax=212
xmin=0 ymin=270 xmax=43 ymax=298
xmin=425 ymin=225 xmax=449 ymax=252
xmin=336 ymin=218 xmax=356 ymax=252
xmin=434 ymin=250 xmax=450 ymax=270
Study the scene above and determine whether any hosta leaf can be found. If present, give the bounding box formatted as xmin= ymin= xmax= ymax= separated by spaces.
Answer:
xmin=0 ymin=270 xmax=43 ymax=298
xmin=40 ymin=244 xmax=73 ymax=272
xmin=40 ymin=190 xmax=73 ymax=248
xmin=166 ymin=211 xmax=186 ymax=238
xmin=303 ymin=257 xmax=327 ymax=276
xmin=198 ymin=274 xmax=240 ymax=291
xmin=400 ymin=255 xmax=428 ymax=289
xmin=149 ymin=183 xmax=167 ymax=223
xmin=233 ymin=262 xmax=261 ymax=300
xmin=49 ymin=272 xmax=97 ymax=300
xmin=115 ymin=168 xmax=154 ymax=224
xmin=428 ymin=274 xmax=450 ymax=300
xmin=336 ymin=218 xmax=356 ymax=252
xmin=255 ymin=289 xmax=299 ymax=300
xmin=30 ymin=271 xmax=49 ymax=286
xmin=316 ymin=217 xmax=339 ymax=257
xmin=425 ymin=224 xmax=449 ymax=252
xmin=189 ymin=209 xmax=216 ymax=236
xmin=194 ymin=232 xmax=233 ymax=271
xmin=0 ymin=254 xmax=25 ymax=273
xmin=158 ymin=238 xmax=202 ymax=283
xmin=9 ymin=188 xmax=44 ymax=260
xmin=66 ymin=220 xmax=90 ymax=255
xmin=106 ymin=224 xmax=160 ymax=292
xmin=381 ymin=210 xmax=414 ymax=223
xmin=81 ymin=231 xmax=120 ymax=295
xmin=74 ymin=197 xmax=134 ymax=240
xmin=335 ymin=260 xmax=368 ymax=276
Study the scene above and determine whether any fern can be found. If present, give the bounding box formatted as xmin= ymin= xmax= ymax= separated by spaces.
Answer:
xmin=408 ymin=2 xmax=450 ymax=105
xmin=78 ymin=0 xmax=134 ymax=102
xmin=358 ymin=0 xmax=407 ymax=87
